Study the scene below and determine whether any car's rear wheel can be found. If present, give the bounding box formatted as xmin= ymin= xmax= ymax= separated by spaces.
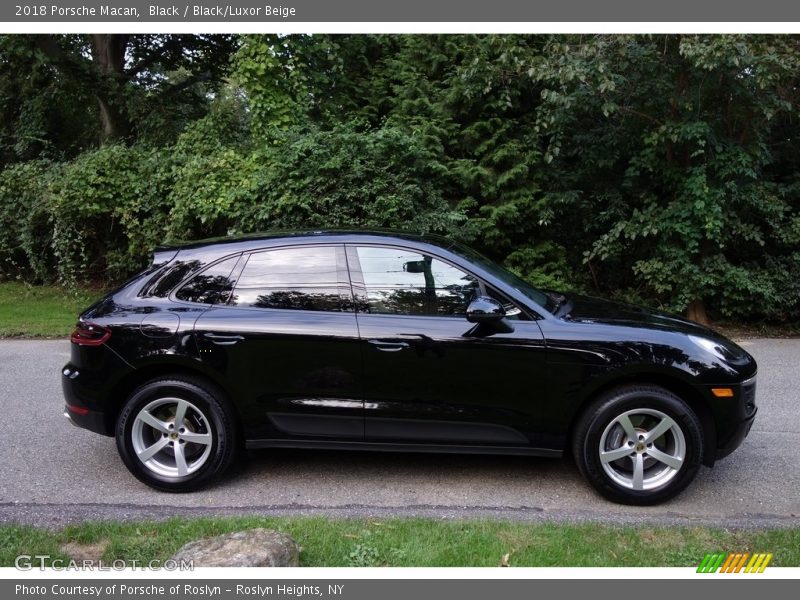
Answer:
xmin=572 ymin=385 xmax=704 ymax=505
xmin=116 ymin=376 xmax=237 ymax=492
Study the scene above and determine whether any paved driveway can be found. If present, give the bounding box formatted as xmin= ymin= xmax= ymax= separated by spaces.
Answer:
xmin=0 ymin=339 xmax=797 ymax=528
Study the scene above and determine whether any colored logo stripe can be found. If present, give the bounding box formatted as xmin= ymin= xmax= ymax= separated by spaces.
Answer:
xmin=697 ymin=552 xmax=772 ymax=573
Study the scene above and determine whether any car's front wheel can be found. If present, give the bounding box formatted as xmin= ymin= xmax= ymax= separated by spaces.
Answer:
xmin=116 ymin=376 xmax=237 ymax=492
xmin=572 ymin=385 xmax=704 ymax=505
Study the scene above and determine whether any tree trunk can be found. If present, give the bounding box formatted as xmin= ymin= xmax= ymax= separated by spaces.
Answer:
xmin=686 ymin=298 xmax=710 ymax=326
xmin=96 ymin=96 xmax=131 ymax=142
xmin=90 ymin=34 xmax=131 ymax=143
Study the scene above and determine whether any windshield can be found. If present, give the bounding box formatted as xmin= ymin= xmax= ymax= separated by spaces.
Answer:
xmin=446 ymin=240 xmax=556 ymax=313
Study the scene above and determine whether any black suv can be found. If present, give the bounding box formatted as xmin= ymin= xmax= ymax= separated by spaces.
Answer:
xmin=62 ymin=231 xmax=757 ymax=504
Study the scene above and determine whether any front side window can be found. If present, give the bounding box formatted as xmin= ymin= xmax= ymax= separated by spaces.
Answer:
xmin=355 ymin=246 xmax=479 ymax=317
xmin=230 ymin=246 xmax=352 ymax=312
xmin=446 ymin=239 xmax=553 ymax=313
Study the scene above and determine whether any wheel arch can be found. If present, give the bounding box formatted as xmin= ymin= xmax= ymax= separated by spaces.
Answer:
xmin=568 ymin=371 xmax=717 ymax=467
xmin=104 ymin=362 xmax=242 ymax=440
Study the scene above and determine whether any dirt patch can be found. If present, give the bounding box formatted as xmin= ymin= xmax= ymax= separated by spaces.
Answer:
xmin=59 ymin=540 xmax=109 ymax=562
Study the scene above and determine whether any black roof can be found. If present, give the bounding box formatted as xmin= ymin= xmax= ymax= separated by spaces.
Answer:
xmin=157 ymin=229 xmax=458 ymax=253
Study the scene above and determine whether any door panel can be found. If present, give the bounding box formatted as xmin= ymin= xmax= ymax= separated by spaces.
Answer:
xmin=356 ymin=314 xmax=546 ymax=445
xmin=192 ymin=244 xmax=363 ymax=441
xmin=348 ymin=244 xmax=548 ymax=446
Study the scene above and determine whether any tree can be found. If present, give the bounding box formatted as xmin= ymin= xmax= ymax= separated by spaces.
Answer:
xmin=4 ymin=34 xmax=237 ymax=146
xmin=518 ymin=35 xmax=800 ymax=322
xmin=2 ymin=34 xmax=799 ymax=324
xmin=235 ymin=34 xmax=800 ymax=322
xmin=0 ymin=36 xmax=95 ymax=166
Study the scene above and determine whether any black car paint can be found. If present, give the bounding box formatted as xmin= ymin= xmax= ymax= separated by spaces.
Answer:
xmin=62 ymin=231 xmax=757 ymax=466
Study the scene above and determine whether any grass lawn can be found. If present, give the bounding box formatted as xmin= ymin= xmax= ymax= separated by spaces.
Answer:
xmin=0 ymin=282 xmax=100 ymax=338
xmin=1 ymin=517 xmax=798 ymax=567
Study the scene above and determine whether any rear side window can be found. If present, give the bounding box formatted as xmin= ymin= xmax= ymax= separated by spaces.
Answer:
xmin=230 ymin=246 xmax=352 ymax=312
xmin=175 ymin=255 xmax=241 ymax=304
xmin=141 ymin=260 xmax=205 ymax=298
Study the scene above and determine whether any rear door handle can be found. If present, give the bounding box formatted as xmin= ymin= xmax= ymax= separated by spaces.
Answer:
xmin=368 ymin=339 xmax=409 ymax=352
xmin=203 ymin=333 xmax=244 ymax=345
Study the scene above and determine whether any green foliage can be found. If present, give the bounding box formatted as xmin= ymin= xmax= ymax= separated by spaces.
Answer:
xmin=238 ymin=126 xmax=467 ymax=235
xmin=1 ymin=34 xmax=799 ymax=323
xmin=0 ymin=36 xmax=96 ymax=166
xmin=533 ymin=35 xmax=800 ymax=318
xmin=0 ymin=160 xmax=60 ymax=282
xmin=0 ymin=119 xmax=465 ymax=285
xmin=504 ymin=243 xmax=573 ymax=291
xmin=0 ymin=34 xmax=237 ymax=158
xmin=347 ymin=543 xmax=381 ymax=567
xmin=48 ymin=144 xmax=172 ymax=282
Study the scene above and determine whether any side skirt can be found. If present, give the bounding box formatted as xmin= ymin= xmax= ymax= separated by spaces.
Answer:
xmin=244 ymin=438 xmax=563 ymax=458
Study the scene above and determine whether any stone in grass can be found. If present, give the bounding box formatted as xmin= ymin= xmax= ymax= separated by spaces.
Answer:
xmin=170 ymin=529 xmax=299 ymax=567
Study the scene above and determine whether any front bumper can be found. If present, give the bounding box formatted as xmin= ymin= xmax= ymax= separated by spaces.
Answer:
xmin=710 ymin=374 xmax=758 ymax=461
xmin=715 ymin=407 xmax=757 ymax=460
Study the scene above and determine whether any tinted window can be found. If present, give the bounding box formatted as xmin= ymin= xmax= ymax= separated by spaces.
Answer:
xmin=446 ymin=240 xmax=553 ymax=312
xmin=142 ymin=260 xmax=204 ymax=298
xmin=175 ymin=255 xmax=240 ymax=304
xmin=356 ymin=246 xmax=479 ymax=317
xmin=231 ymin=246 xmax=351 ymax=312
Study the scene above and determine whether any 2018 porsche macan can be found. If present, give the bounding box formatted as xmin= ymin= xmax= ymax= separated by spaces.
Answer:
xmin=62 ymin=231 xmax=757 ymax=504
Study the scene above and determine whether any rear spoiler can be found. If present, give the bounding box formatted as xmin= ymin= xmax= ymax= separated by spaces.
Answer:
xmin=151 ymin=247 xmax=180 ymax=269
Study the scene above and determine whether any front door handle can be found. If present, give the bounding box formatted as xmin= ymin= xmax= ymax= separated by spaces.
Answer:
xmin=367 ymin=339 xmax=409 ymax=352
xmin=203 ymin=333 xmax=244 ymax=345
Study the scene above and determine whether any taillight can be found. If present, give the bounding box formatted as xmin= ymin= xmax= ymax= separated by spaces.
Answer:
xmin=70 ymin=322 xmax=111 ymax=346
xmin=65 ymin=403 xmax=90 ymax=416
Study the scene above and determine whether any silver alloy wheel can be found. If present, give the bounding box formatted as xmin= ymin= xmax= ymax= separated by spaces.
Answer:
xmin=598 ymin=408 xmax=686 ymax=491
xmin=131 ymin=397 xmax=213 ymax=479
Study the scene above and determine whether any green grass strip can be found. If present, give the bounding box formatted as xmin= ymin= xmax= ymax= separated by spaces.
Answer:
xmin=2 ymin=517 xmax=799 ymax=568
xmin=0 ymin=282 xmax=100 ymax=338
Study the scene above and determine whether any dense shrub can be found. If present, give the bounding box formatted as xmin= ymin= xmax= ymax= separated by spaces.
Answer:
xmin=0 ymin=124 xmax=468 ymax=286
xmin=1 ymin=34 xmax=799 ymax=324
xmin=0 ymin=160 xmax=60 ymax=282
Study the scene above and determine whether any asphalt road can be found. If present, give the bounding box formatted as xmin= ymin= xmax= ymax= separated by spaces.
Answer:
xmin=0 ymin=339 xmax=798 ymax=528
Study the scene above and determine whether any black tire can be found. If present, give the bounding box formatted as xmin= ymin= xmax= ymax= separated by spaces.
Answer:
xmin=572 ymin=385 xmax=704 ymax=505
xmin=115 ymin=375 xmax=238 ymax=492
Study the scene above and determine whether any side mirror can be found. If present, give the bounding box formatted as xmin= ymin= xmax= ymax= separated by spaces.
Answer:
xmin=466 ymin=296 xmax=505 ymax=324
xmin=403 ymin=260 xmax=427 ymax=274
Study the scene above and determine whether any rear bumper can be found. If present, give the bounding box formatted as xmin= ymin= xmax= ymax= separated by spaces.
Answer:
xmin=62 ymin=363 xmax=115 ymax=436
xmin=63 ymin=403 xmax=111 ymax=436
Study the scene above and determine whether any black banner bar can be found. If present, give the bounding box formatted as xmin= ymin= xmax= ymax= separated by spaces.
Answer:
xmin=3 ymin=0 xmax=800 ymax=23
xmin=3 ymin=579 xmax=795 ymax=600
